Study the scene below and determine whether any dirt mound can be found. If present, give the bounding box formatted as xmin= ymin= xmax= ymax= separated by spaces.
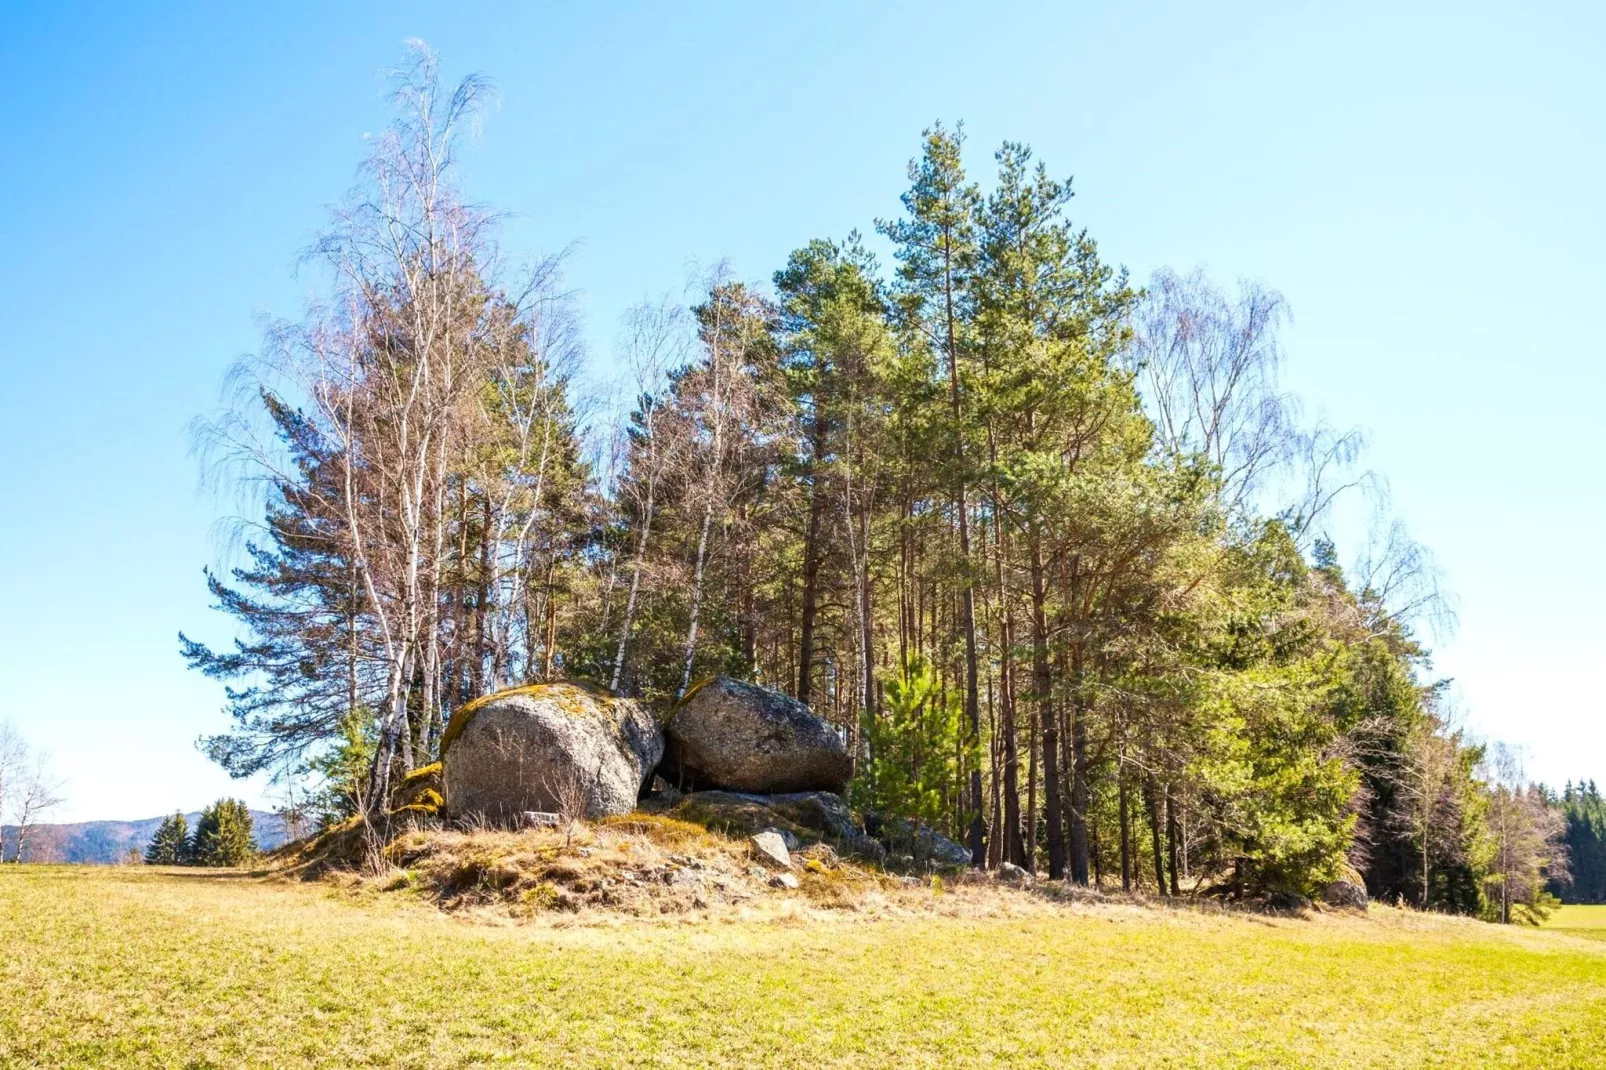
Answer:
xmin=329 ymin=813 xmax=897 ymax=919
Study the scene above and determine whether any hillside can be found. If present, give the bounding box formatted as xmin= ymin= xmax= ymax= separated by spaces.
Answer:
xmin=2 ymin=810 xmax=289 ymax=864
xmin=1 ymin=864 xmax=1602 ymax=1067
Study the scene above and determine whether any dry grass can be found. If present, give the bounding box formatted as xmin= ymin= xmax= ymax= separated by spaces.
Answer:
xmin=326 ymin=812 xmax=913 ymax=921
xmin=3 ymin=863 xmax=1605 ymax=1068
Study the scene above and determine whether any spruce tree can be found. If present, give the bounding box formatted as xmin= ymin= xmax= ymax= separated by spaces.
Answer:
xmin=143 ymin=811 xmax=189 ymax=866
xmin=191 ymin=799 xmax=257 ymax=867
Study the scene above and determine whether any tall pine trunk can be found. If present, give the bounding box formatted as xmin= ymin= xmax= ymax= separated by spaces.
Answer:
xmin=1068 ymin=646 xmax=1091 ymax=885
xmin=1030 ymin=530 xmax=1064 ymax=879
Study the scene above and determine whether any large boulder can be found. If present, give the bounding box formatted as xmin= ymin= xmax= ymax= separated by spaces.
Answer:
xmin=660 ymin=677 xmax=852 ymax=794
xmin=1322 ymin=880 xmax=1370 ymax=911
xmin=1322 ymin=859 xmax=1370 ymax=911
xmin=440 ymin=682 xmax=663 ymax=823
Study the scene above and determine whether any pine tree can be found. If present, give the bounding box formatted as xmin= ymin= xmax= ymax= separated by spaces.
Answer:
xmin=191 ymin=799 xmax=257 ymax=867
xmin=144 ymin=811 xmax=189 ymax=866
xmin=855 ymin=656 xmax=968 ymax=860
xmin=879 ymin=124 xmax=986 ymax=864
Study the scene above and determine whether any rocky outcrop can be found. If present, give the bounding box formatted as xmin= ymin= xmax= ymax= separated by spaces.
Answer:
xmin=660 ymin=677 xmax=852 ymax=794
xmin=864 ymin=812 xmax=974 ymax=870
xmin=659 ymin=789 xmax=887 ymax=864
xmin=441 ymin=682 xmax=663 ymax=823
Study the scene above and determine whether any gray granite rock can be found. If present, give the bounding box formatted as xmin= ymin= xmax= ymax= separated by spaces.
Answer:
xmin=661 ymin=677 xmax=851 ymax=794
xmin=441 ymin=683 xmax=662 ymax=823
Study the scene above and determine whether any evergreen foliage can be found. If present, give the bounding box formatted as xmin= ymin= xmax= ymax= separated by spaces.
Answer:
xmin=190 ymin=799 xmax=257 ymax=867
xmin=855 ymin=657 xmax=968 ymax=832
xmin=182 ymin=46 xmax=1571 ymax=915
xmin=144 ymin=811 xmax=190 ymax=865
xmin=1553 ymin=781 xmax=1606 ymax=903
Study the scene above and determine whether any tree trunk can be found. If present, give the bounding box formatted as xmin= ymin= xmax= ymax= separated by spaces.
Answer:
xmin=1030 ymin=532 xmax=1064 ymax=879
xmin=1001 ymin=618 xmax=1024 ymax=867
xmin=796 ymin=438 xmax=827 ymax=704
xmin=1119 ymin=756 xmax=1132 ymax=892
xmin=1068 ymin=644 xmax=1091 ymax=885
xmin=678 ymin=500 xmax=715 ymax=698
xmin=1166 ymin=786 xmax=1182 ymax=896
xmin=1146 ymin=773 xmax=1167 ymax=895
xmin=1025 ymin=705 xmax=1038 ymax=874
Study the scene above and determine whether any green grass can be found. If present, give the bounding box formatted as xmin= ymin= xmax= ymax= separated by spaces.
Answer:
xmin=1544 ymin=904 xmax=1606 ymax=942
xmin=3 ymin=866 xmax=1605 ymax=1068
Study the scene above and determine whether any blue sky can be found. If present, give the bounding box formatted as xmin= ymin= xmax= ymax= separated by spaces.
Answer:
xmin=1 ymin=1 xmax=1601 ymax=821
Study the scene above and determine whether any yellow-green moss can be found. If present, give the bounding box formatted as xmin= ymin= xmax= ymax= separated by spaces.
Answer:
xmin=598 ymin=812 xmax=717 ymax=848
xmin=398 ymin=761 xmax=442 ymax=783
xmin=662 ymin=675 xmax=717 ymax=726
xmin=438 ymin=681 xmax=617 ymax=758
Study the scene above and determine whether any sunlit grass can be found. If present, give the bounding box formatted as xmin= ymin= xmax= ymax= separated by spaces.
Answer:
xmin=2 ymin=865 xmax=1604 ymax=1068
xmin=1544 ymin=904 xmax=1606 ymax=942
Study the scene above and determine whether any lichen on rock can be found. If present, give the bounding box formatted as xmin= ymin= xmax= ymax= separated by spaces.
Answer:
xmin=659 ymin=677 xmax=852 ymax=794
xmin=441 ymin=682 xmax=664 ymax=823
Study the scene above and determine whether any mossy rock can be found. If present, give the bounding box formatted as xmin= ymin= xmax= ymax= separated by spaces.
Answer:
xmin=659 ymin=677 xmax=852 ymax=794
xmin=439 ymin=680 xmax=616 ymax=759
xmin=390 ymin=763 xmax=444 ymax=815
xmin=441 ymin=682 xmax=663 ymax=823
xmin=655 ymin=790 xmax=886 ymax=865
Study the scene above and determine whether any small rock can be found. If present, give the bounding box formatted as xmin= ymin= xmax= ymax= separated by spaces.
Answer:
xmin=797 ymin=843 xmax=840 ymax=868
xmin=521 ymin=811 xmax=562 ymax=828
xmin=1000 ymin=862 xmax=1034 ymax=883
xmin=769 ymin=872 xmax=800 ymax=890
xmin=750 ymin=831 xmax=792 ymax=871
xmin=762 ymin=826 xmax=801 ymax=852
xmin=747 ymin=866 xmax=768 ymax=880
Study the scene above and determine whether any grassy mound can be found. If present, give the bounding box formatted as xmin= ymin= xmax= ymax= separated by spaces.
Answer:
xmin=272 ymin=802 xmax=903 ymax=919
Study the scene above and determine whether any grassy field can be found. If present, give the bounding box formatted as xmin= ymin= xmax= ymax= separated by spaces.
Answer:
xmin=2 ymin=866 xmax=1605 ymax=1068
xmin=1544 ymin=904 xmax=1606 ymax=942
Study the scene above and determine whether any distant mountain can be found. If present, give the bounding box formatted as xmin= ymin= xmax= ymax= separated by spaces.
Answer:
xmin=2 ymin=810 xmax=291 ymax=864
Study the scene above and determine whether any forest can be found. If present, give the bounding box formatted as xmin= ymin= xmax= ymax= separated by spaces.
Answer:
xmin=179 ymin=46 xmax=1584 ymax=919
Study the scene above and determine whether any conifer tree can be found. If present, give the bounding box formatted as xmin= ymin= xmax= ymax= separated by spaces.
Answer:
xmin=879 ymin=125 xmax=987 ymax=865
xmin=191 ymin=799 xmax=257 ymax=867
xmin=144 ymin=812 xmax=190 ymax=866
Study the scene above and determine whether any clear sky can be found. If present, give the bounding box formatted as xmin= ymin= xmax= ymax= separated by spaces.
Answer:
xmin=1 ymin=1 xmax=1601 ymax=822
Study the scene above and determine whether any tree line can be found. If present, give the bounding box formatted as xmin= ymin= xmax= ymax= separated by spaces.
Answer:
xmin=144 ymin=800 xmax=257 ymax=867
xmin=184 ymin=45 xmax=1571 ymax=919
xmin=1552 ymin=781 xmax=1606 ymax=904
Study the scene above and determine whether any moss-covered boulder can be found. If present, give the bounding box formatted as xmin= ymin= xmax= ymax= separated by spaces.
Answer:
xmin=441 ymin=682 xmax=663 ymax=823
xmin=390 ymin=762 xmax=444 ymax=818
xmin=658 ymin=789 xmax=886 ymax=865
xmin=660 ymin=677 xmax=852 ymax=794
